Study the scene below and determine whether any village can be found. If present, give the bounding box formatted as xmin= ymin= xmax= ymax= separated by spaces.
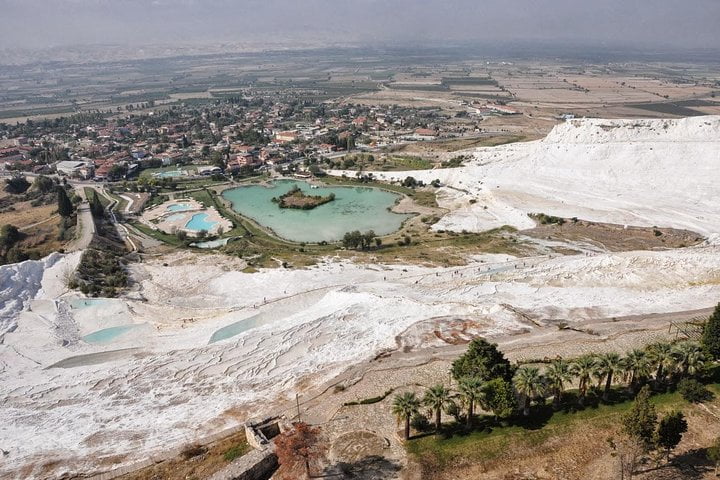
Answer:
xmin=0 ymin=88 xmax=522 ymax=184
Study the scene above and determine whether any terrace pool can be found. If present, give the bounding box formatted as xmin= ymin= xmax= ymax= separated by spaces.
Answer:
xmin=82 ymin=325 xmax=138 ymax=344
xmin=221 ymin=179 xmax=412 ymax=242
xmin=70 ymin=298 xmax=108 ymax=309
xmin=208 ymin=314 xmax=261 ymax=343
xmin=185 ymin=213 xmax=217 ymax=231
xmin=167 ymin=203 xmax=193 ymax=212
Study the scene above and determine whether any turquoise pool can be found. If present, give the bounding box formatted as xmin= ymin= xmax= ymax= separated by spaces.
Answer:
xmin=167 ymin=203 xmax=192 ymax=212
xmin=209 ymin=314 xmax=261 ymax=343
xmin=82 ymin=325 xmax=138 ymax=344
xmin=185 ymin=213 xmax=217 ymax=231
xmin=221 ymin=179 xmax=412 ymax=242
xmin=70 ymin=298 xmax=108 ymax=309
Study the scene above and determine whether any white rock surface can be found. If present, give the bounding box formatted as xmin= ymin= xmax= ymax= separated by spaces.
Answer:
xmin=334 ymin=116 xmax=720 ymax=236
xmin=2 ymin=117 xmax=720 ymax=478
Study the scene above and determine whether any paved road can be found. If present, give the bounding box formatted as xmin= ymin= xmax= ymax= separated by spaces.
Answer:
xmin=66 ymin=188 xmax=95 ymax=252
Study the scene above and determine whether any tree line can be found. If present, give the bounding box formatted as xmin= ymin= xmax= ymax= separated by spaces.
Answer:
xmin=392 ymin=303 xmax=720 ymax=451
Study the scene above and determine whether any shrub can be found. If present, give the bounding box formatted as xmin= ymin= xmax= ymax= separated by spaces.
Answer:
xmin=410 ymin=413 xmax=431 ymax=432
xmin=702 ymin=303 xmax=720 ymax=359
xmin=533 ymin=212 xmax=565 ymax=225
xmin=678 ymin=379 xmax=713 ymax=403
xmin=4 ymin=175 xmax=30 ymax=194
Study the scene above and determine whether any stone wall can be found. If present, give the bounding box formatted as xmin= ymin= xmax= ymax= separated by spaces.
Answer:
xmin=207 ymin=447 xmax=278 ymax=480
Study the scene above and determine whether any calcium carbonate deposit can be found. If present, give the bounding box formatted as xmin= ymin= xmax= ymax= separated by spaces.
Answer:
xmin=2 ymin=117 xmax=720 ymax=478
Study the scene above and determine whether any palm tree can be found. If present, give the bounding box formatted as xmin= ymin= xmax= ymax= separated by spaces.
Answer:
xmin=392 ymin=391 xmax=420 ymax=441
xmin=623 ymin=349 xmax=652 ymax=393
xmin=594 ymin=353 xmax=624 ymax=401
xmin=513 ymin=366 xmax=545 ymax=416
xmin=570 ymin=355 xmax=597 ymax=406
xmin=545 ymin=359 xmax=572 ymax=409
xmin=423 ymin=384 xmax=453 ymax=433
xmin=457 ymin=377 xmax=484 ymax=427
xmin=647 ymin=342 xmax=675 ymax=386
xmin=672 ymin=341 xmax=705 ymax=377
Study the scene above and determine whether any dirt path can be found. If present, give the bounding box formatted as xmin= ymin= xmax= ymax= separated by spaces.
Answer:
xmin=66 ymin=187 xmax=96 ymax=252
xmin=18 ymin=214 xmax=59 ymax=231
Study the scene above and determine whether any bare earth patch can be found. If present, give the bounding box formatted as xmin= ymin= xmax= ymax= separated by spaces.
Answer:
xmin=522 ymin=218 xmax=704 ymax=252
xmin=116 ymin=430 xmax=250 ymax=480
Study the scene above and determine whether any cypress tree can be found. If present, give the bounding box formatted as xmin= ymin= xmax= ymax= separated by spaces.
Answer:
xmin=622 ymin=385 xmax=658 ymax=452
xmin=90 ymin=192 xmax=104 ymax=218
xmin=57 ymin=186 xmax=74 ymax=217
xmin=702 ymin=303 xmax=720 ymax=359
xmin=655 ymin=411 xmax=687 ymax=462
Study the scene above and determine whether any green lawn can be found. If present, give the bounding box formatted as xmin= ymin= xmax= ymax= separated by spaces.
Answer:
xmin=129 ymin=221 xmax=184 ymax=247
xmin=83 ymin=187 xmax=109 ymax=207
xmin=139 ymin=164 xmax=203 ymax=179
xmin=407 ymin=384 xmax=719 ymax=469
xmin=335 ymin=154 xmax=434 ymax=172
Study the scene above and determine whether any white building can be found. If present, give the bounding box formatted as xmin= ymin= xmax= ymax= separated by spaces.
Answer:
xmin=56 ymin=160 xmax=93 ymax=179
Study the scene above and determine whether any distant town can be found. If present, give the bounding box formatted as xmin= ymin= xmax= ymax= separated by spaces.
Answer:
xmin=0 ymin=92 xmax=520 ymax=184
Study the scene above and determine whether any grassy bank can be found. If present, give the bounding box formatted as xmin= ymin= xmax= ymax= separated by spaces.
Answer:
xmin=408 ymin=383 xmax=720 ymax=474
xmin=130 ymin=180 xmax=525 ymax=268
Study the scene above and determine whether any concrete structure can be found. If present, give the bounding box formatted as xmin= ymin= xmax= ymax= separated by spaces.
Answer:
xmin=57 ymin=160 xmax=93 ymax=179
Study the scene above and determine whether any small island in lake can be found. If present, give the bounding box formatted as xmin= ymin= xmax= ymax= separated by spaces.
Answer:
xmin=272 ymin=185 xmax=336 ymax=210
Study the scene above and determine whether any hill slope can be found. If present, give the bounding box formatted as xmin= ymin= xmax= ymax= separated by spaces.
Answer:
xmin=365 ymin=116 xmax=720 ymax=236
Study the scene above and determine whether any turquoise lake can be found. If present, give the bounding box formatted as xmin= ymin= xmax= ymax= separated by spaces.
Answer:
xmin=221 ymin=179 xmax=412 ymax=242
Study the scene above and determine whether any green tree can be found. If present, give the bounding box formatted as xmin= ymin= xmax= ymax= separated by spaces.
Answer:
xmin=0 ymin=224 xmax=21 ymax=249
xmin=647 ymin=342 xmax=675 ymax=387
xmin=654 ymin=410 xmax=687 ymax=462
xmin=423 ymin=384 xmax=453 ymax=434
xmin=402 ymin=176 xmax=418 ymax=188
xmin=108 ymin=164 xmax=128 ymax=180
xmin=624 ymin=349 xmax=652 ymax=393
xmin=677 ymin=378 xmax=713 ymax=403
xmin=392 ymin=392 xmax=421 ymax=440
xmin=701 ymin=304 xmax=720 ymax=359
xmin=451 ymin=338 xmax=514 ymax=383
xmin=56 ymin=186 xmax=74 ymax=217
xmin=32 ymin=175 xmax=55 ymax=194
xmin=513 ymin=366 xmax=545 ymax=416
xmin=570 ymin=355 xmax=597 ymax=406
xmin=545 ymin=359 xmax=572 ymax=408
xmin=594 ymin=352 xmax=624 ymax=401
xmin=672 ymin=341 xmax=705 ymax=377
xmin=481 ymin=378 xmax=516 ymax=421
xmin=622 ymin=385 xmax=658 ymax=452
xmin=457 ymin=377 xmax=484 ymax=427
xmin=342 ymin=230 xmax=363 ymax=250
xmin=89 ymin=192 xmax=104 ymax=218
xmin=4 ymin=174 xmax=30 ymax=194
xmin=361 ymin=230 xmax=376 ymax=249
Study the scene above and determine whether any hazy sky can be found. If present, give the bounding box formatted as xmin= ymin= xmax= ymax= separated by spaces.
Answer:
xmin=1 ymin=0 xmax=718 ymax=51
